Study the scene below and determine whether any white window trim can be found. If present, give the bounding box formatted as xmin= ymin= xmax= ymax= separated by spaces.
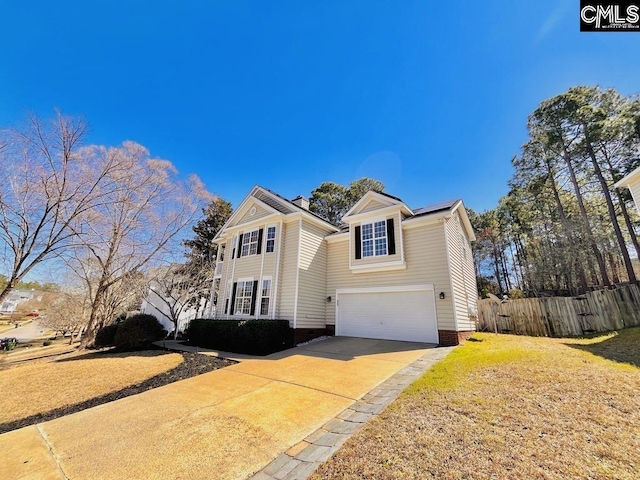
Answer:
xmin=241 ymin=229 xmax=259 ymax=257
xmin=361 ymin=217 xmax=388 ymax=258
xmin=265 ymin=225 xmax=276 ymax=254
xmin=350 ymin=260 xmax=407 ymax=274
xmin=224 ymin=280 xmax=232 ymax=316
xmin=234 ymin=277 xmax=255 ymax=316
xmin=259 ymin=276 xmax=272 ymax=317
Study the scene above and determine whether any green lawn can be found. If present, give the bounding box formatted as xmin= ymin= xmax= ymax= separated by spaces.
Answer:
xmin=311 ymin=329 xmax=640 ymax=479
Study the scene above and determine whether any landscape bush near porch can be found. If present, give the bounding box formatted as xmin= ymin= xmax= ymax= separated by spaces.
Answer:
xmin=186 ymin=319 xmax=293 ymax=355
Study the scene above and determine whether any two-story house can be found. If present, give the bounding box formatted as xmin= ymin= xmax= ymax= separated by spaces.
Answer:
xmin=209 ymin=186 xmax=478 ymax=346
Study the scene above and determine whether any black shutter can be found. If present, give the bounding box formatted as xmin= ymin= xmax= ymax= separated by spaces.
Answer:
xmin=387 ymin=218 xmax=396 ymax=255
xmin=225 ymin=298 xmax=229 ymax=314
xmin=237 ymin=233 xmax=243 ymax=258
xmin=250 ymin=280 xmax=259 ymax=316
xmin=230 ymin=283 xmax=238 ymax=315
xmin=355 ymin=225 xmax=362 ymax=260
xmin=256 ymin=228 xmax=264 ymax=255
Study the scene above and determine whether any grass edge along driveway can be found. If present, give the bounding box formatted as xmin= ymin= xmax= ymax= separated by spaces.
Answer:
xmin=311 ymin=329 xmax=640 ymax=480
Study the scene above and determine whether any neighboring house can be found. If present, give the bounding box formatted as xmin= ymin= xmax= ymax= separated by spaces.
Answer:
xmin=208 ymin=186 xmax=478 ymax=346
xmin=614 ymin=165 xmax=640 ymax=216
xmin=0 ymin=289 xmax=35 ymax=314
xmin=140 ymin=281 xmax=202 ymax=334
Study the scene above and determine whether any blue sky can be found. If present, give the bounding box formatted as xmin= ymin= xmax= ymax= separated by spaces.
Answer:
xmin=2 ymin=1 xmax=639 ymax=213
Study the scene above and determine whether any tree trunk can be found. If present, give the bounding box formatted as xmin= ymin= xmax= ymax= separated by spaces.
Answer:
xmin=500 ymin=244 xmax=512 ymax=291
xmin=559 ymin=138 xmax=611 ymax=286
xmin=491 ymin=242 xmax=504 ymax=293
xmin=617 ymin=190 xmax=640 ymax=259
xmin=80 ymin=285 xmax=108 ymax=349
xmin=583 ymin=128 xmax=637 ymax=283
xmin=543 ymin=159 xmax=588 ymax=293
xmin=607 ymin=250 xmax=621 ymax=284
xmin=604 ymin=155 xmax=640 ymax=260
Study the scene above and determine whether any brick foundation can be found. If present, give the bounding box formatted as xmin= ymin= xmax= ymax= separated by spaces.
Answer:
xmin=438 ymin=330 xmax=475 ymax=346
xmin=293 ymin=328 xmax=329 ymax=345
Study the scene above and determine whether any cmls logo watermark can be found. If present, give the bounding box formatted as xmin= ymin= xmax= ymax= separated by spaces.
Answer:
xmin=580 ymin=1 xmax=640 ymax=30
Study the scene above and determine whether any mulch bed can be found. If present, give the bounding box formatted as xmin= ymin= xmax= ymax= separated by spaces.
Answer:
xmin=0 ymin=351 xmax=235 ymax=435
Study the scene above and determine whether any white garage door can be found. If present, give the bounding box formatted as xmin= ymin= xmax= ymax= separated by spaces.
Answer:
xmin=336 ymin=285 xmax=438 ymax=343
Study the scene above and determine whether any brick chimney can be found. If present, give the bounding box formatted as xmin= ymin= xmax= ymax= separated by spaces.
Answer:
xmin=291 ymin=195 xmax=309 ymax=210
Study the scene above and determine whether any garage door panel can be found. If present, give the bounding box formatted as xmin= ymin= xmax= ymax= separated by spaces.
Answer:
xmin=336 ymin=288 xmax=438 ymax=344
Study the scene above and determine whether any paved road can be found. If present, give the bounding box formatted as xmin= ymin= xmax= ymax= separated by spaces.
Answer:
xmin=4 ymin=320 xmax=49 ymax=342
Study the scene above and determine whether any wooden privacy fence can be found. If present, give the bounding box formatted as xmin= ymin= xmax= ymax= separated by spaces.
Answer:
xmin=477 ymin=284 xmax=640 ymax=337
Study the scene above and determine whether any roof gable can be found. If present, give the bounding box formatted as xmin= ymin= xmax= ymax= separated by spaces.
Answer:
xmin=226 ymin=196 xmax=280 ymax=229
xmin=343 ymin=191 xmax=412 ymax=221
xmin=214 ymin=186 xmax=339 ymax=241
xmin=614 ymin=165 xmax=640 ymax=189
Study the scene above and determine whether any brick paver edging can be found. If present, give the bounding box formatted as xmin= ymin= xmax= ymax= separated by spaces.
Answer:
xmin=248 ymin=346 xmax=454 ymax=480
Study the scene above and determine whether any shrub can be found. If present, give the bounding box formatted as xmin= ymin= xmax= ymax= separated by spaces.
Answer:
xmin=186 ymin=319 xmax=292 ymax=356
xmin=42 ymin=340 xmax=52 ymax=346
xmin=113 ymin=314 xmax=167 ymax=351
xmin=94 ymin=324 xmax=120 ymax=348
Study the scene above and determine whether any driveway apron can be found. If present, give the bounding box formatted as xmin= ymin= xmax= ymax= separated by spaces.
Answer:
xmin=0 ymin=337 xmax=440 ymax=480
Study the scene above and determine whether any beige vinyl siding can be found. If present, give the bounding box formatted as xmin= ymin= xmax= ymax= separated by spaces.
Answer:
xmin=296 ymin=219 xmax=329 ymax=329
xmin=275 ymin=221 xmax=299 ymax=322
xmin=445 ymin=213 xmax=478 ymax=331
xmin=327 ymin=221 xmax=456 ymax=330
xmin=215 ymin=225 xmax=280 ymax=318
xmin=216 ymin=236 xmax=234 ymax=317
xmin=357 ymin=199 xmax=388 ymax=214
xmin=350 ymin=215 xmax=402 ymax=267
xmin=234 ymin=203 xmax=272 ymax=226
xmin=231 ymin=252 xmax=262 ymax=280
xmin=630 ymin=181 xmax=640 ymax=216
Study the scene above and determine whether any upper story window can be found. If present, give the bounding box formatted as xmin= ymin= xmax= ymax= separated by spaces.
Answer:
xmin=241 ymin=230 xmax=259 ymax=257
xmin=266 ymin=226 xmax=276 ymax=253
xmin=362 ymin=220 xmax=387 ymax=257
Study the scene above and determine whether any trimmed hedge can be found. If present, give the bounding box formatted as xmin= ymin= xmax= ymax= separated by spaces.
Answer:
xmin=94 ymin=324 xmax=119 ymax=348
xmin=113 ymin=314 xmax=167 ymax=351
xmin=186 ymin=319 xmax=293 ymax=356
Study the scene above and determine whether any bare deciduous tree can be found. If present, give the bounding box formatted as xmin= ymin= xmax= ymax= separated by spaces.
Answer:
xmin=70 ymin=142 xmax=212 ymax=347
xmin=144 ymin=260 xmax=212 ymax=339
xmin=0 ymin=112 xmax=122 ymax=305
xmin=39 ymin=292 xmax=89 ymax=345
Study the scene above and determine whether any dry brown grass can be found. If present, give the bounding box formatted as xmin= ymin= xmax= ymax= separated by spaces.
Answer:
xmin=0 ymin=350 xmax=183 ymax=424
xmin=311 ymin=328 xmax=640 ymax=480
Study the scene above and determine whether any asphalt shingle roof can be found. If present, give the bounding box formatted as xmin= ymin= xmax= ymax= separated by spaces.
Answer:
xmin=412 ymin=199 xmax=459 ymax=217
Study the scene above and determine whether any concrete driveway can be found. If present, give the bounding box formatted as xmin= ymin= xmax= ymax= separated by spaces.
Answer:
xmin=1 ymin=337 xmax=438 ymax=480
